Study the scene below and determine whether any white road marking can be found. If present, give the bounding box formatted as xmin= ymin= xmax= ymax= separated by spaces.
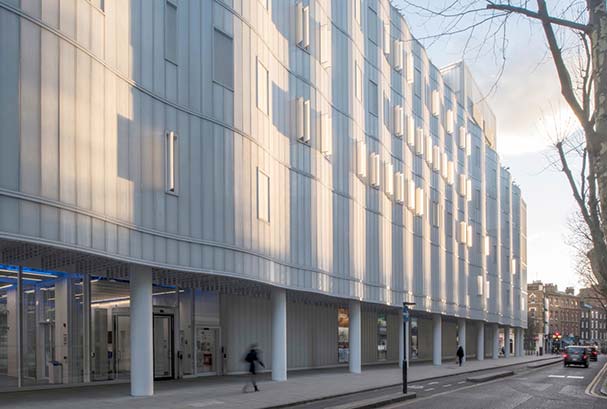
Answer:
xmin=457 ymin=381 xmax=466 ymax=384
xmin=567 ymin=375 xmax=584 ymax=379
xmin=188 ymin=401 xmax=225 ymax=408
xmin=428 ymin=381 xmax=439 ymax=385
xmin=408 ymin=385 xmax=424 ymax=389
xmin=548 ymin=375 xmax=565 ymax=378
xmin=442 ymin=384 xmax=452 ymax=388
xmin=426 ymin=387 xmax=435 ymax=391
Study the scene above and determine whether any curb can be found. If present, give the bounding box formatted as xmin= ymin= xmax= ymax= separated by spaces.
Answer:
xmin=527 ymin=358 xmax=562 ymax=369
xmin=467 ymin=370 xmax=514 ymax=382
xmin=325 ymin=392 xmax=417 ymax=409
xmin=265 ymin=357 xmax=557 ymax=408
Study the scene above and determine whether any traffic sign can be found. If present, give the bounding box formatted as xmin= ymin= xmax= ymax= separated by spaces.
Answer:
xmin=403 ymin=305 xmax=410 ymax=322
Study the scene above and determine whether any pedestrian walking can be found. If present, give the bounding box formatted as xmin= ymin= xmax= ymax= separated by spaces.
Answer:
xmin=243 ymin=344 xmax=264 ymax=393
xmin=456 ymin=345 xmax=465 ymax=366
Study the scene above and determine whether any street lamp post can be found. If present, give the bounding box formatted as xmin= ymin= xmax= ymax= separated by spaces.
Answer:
xmin=402 ymin=302 xmax=416 ymax=394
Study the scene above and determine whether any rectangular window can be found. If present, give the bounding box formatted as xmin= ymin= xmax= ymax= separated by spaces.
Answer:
xmin=256 ymin=58 xmax=269 ymax=114
xmin=165 ymin=131 xmax=178 ymax=193
xmin=475 ymin=146 xmax=481 ymax=167
xmin=410 ymin=317 xmax=418 ymax=359
xmin=338 ymin=308 xmax=349 ymax=363
xmin=213 ymin=29 xmax=234 ymax=89
xmin=368 ymin=80 xmax=378 ymax=116
xmin=355 ymin=63 xmax=362 ymax=101
xmin=257 ymin=168 xmax=270 ymax=222
xmin=431 ymin=202 xmax=440 ymax=227
xmin=296 ymin=3 xmax=310 ymax=49
xmin=296 ymin=97 xmax=310 ymax=143
xmin=368 ymin=8 xmax=378 ymax=44
xmin=89 ymin=0 xmax=104 ymax=11
xmin=165 ymin=1 xmax=177 ymax=64
xmin=377 ymin=314 xmax=387 ymax=360
xmin=474 ymin=189 xmax=481 ymax=209
xmin=446 ymin=212 xmax=453 ymax=237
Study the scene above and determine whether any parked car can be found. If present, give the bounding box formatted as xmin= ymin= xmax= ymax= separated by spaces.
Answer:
xmin=563 ymin=346 xmax=589 ymax=368
xmin=589 ymin=346 xmax=599 ymax=361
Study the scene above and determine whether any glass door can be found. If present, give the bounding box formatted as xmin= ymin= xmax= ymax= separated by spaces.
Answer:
xmin=113 ymin=315 xmax=131 ymax=379
xmin=153 ymin=315 xmax=173 ymax=379
xmin=195 ymin=327 xmax=218 ymax=375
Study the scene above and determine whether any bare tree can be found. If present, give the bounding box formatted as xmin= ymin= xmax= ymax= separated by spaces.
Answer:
xmin=399 ymin=0 xmax=607 ymax=299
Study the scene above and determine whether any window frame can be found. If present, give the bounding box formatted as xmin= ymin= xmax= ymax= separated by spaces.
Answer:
xmin=257 ymin=168 xmax=271 ymax=223
xmin=164 ymin=0 xmax=178 ymax=65
xmin=212 ymin=28 xmax=235 ymax=91
xmin=256 ymin=58 xmax=269 ymax=114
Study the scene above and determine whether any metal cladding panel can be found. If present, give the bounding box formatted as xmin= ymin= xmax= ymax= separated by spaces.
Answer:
xmin=0 ymin=0 xmax=525 ymax=328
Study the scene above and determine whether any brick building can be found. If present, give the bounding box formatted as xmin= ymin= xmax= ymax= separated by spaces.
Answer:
xmin=578 ymin=288 xmax=607 ymax=346
xmin=526 ymin=281 xmax=549 ymax=352
xmin=545 ymin=284 xmax=581 ymax=341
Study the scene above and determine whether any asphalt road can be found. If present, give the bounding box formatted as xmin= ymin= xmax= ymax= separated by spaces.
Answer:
xmin=287 ymin=356 xmax=607 ymax=409
xmin=385 ymin=355 xmax=607 ymax=409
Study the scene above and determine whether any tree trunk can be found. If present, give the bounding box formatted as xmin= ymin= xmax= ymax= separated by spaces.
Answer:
xmin=587 ymin=0 xmax=607 ymax=295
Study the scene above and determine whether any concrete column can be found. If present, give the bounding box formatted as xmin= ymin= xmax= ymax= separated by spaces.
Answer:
xmin=457 ymin=318 xmax=467 ymax=363
xmin=130 ymin=266 xmax=153 ymax=396
xmin=477 ymin=322 xmax=485 ymax=361
xmin=516 ymin=328 xmax=523 ymax=356
xmin=492 ymin=324 xmax=500 ymax=359
xmin=433 ymin=314 xmax=442 ymax=366
xmin=504 ymin=326 xmax=511 ymax=358
xmin=271 ymin=287 xmax=287 ymax=381
xmin=349 ymin=300 xmax=361 ymax=374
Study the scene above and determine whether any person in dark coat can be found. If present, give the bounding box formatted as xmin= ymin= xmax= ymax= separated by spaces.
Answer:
xmin=243 ymin=344 xmax=265 ymax=392
xmin=456 ymin=345 xmax=465 ymax=366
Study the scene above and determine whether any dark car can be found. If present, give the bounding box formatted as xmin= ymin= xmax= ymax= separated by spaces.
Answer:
xmin=589 ymin=346 xmax=599 ymax=361
xmin=563 ymin=346 xmax=589 ymax=368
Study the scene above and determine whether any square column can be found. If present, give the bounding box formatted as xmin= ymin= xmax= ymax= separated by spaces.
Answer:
xmin=504 ymin=326 xmax=511 ymax=358
xmin=130 ymin=265 xmax=153 ymax=396
xmin=477 ymin=322 xmax=485 ymax=361
xmin=349 ymin=300 xmax=361 ymax=374
xmin=492 ymin=324 xmax=500 ymax=359
xmin=433 ymin=314 xmax=442 ymax=366
xmin=515 ymin=328 xmax=523 ymax=356
xmin=457 ymin=318 xmax=466 ymax=363
xmin=271 ymin=287 xmax=287 ymax=381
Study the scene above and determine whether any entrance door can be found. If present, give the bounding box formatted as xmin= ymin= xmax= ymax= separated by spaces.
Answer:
xmin=153 ymin=315 xmax=174 ymax=379
xmin=195 ymin=327 xmax=219 ymax=375
xmin=113 ymin=315 xmax=131 ymax=379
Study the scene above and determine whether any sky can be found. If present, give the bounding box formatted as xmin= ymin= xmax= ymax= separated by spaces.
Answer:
xmin=397 ymin=1 xmax=585 ymax=291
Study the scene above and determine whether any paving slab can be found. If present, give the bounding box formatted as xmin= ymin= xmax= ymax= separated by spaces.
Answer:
xmin=0 ymin=355 xmax=561 ymax=409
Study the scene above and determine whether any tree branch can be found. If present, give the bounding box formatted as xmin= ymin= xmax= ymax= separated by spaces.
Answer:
xmin=557 ymin=141 xmax=593 ymax=227
xmin=534 ymin=0 xmax=592 ymax=131
xmin=486 ymin=2 xmax=590 ymax=32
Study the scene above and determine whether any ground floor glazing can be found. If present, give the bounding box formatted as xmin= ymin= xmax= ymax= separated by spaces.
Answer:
xmin=0 ymin=262 xmax=526 ymax=393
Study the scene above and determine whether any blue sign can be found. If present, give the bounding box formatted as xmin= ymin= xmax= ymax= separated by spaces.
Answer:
xmin=402 ymin=306 xmax=410 ymax=322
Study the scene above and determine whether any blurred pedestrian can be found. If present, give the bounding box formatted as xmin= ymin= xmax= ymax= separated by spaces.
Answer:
xmin=243 ymin=344 xmax=264 ymax=393
xmin=456 ymin=345 xmax=465 ymax=366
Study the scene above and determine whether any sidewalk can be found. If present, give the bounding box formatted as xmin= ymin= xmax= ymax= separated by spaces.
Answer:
xmin=0 ymin=355 xmax=560 ymax=409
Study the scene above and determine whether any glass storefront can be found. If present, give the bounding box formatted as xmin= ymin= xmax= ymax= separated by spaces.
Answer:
xmin=0 ymin=264 xmax=209 ymax=391
xmin=337 ymin=308 xmax=349 ymax=363
xmin=410 ymin=317 xmax=419 ymax=360
xmin=377 ymin=314 xmax=387 ymax=360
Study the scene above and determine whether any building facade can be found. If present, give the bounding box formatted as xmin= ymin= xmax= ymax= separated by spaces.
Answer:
xmin=526 ymin=281 xmax=549 ymax=353
xmin=545 ymin=285 xmax=580 ymax=344
xmin=0 ymin=0 xmax=527 ymax=395
xmin=578 ymin=288 xmax=607 ymax=346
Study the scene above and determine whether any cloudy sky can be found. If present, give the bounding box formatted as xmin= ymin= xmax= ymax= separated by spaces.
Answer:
xmin=397 ymin=1 xmax=584 ymax=291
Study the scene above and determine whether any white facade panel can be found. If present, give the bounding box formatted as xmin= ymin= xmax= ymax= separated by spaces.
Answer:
xmin=0 ymin=0 xmax=526 ymax=333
